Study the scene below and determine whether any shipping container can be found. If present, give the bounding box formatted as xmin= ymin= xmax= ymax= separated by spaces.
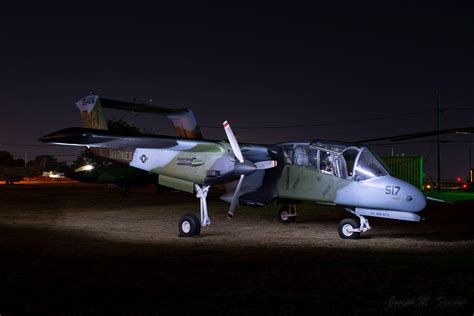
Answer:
xmin=380 ymin=156 xmax=424 ymax=190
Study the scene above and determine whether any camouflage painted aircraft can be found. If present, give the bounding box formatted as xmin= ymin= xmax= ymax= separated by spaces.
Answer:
xmin=66 ymin=164 xmax=157 ymax=196
xmin=41 ymin=95 xmax=438 ymax=239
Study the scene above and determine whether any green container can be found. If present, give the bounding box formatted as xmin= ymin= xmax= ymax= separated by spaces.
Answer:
xmin=380 ymin=156 xmax=424 ymax=190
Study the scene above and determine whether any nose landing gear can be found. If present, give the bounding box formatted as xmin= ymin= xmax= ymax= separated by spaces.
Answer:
xmin=278 ymin=204 xmax=298 ymax=224
xmin=338 ymin=208 xmax=371 ymax=239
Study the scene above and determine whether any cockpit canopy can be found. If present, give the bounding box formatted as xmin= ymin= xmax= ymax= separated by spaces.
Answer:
xmin=280 ymin=141 xmax=390 ymax=181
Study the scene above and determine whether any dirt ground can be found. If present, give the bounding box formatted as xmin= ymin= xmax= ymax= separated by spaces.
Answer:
xmin=0 ymin=182 xmax=473 ymax=315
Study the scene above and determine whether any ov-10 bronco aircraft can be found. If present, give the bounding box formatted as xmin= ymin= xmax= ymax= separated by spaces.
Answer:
xmin=41 ymin=95 xmax=466 ymax=239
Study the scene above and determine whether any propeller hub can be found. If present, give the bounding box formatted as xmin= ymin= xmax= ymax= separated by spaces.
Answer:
xmin=234 ymin=160 xmax=257 ymax=176
xmin=222 ymin=120 xmax=277 ymax=219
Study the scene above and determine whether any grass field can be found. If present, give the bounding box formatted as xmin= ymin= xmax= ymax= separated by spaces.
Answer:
xmin=426 ymin=190 xmax=474 ymax=202
xmin=0 ymin=183 xmax=472 ymax=314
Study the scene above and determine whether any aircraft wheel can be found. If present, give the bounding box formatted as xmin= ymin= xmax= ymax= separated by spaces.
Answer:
xmin=278 ymin=206 xmax=296 ymax=224
xmin=178 ymin=213 xmax=201 ymax=237
xmin=338 ymin=218 xmax=360 ymax=239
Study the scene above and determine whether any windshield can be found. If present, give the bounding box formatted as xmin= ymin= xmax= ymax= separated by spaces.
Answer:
xmin=369 ymin=148 xmax=393 ymax=175
xmin=354 ymin=148 xmax=389 ymax=181
xmin=285 ymin=142 xmax=390 ymax=181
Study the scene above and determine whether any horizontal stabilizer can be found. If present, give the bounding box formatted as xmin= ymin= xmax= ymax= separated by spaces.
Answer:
xmin=100 ymin=97 xmax=203 ymax=139
xmin=101 ymin=98 xmax=189 ymax=114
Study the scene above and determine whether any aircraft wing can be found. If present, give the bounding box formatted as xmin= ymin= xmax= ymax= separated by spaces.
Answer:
xmin=40 ymin=127 xmax=214 ymax=150
xmin=357 ymin=126 xmax=474 ymax=143
xmin=40 ymin=127 xmax=272 ymax=159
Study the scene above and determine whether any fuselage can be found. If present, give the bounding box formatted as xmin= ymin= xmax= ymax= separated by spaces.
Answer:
xmin=274 ymin=141 xmax=426 ymax=215
xmin=41 ymin=128 xmax=427 ymax=215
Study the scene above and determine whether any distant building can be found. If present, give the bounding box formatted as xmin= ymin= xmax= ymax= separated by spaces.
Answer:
xmin=380 ymin=156 xmax=424 ymax=190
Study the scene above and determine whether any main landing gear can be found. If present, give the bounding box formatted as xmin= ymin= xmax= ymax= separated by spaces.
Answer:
xmin=338 ymin=208 xmax=371 ymax=239
xmin=178 ymin=185 xmax=210 ymax=237
xmin=278 ymin=204 xmax=298 ymax=224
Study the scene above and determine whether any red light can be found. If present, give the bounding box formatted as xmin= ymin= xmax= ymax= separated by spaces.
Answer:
xmin=463 ymin=183 xmax=468 ymax=189
xmin=456 ymin=177 xmax=462 ymax=182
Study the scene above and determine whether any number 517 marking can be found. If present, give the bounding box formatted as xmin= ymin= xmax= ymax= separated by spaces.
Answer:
xmin=385 ymin=185 xmax=400 ymax=195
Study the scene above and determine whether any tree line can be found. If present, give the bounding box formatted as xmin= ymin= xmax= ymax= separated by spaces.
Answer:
xmin=0 ymin=119 xmax=145 ymax=172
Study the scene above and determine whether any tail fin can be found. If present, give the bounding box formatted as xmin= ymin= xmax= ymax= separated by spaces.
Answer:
xmin=75 ymin=95 xmax=108 ymax=130
xmin=167 ymin=110 xmax=202 ymax=139
xmin=100 ymin=98 xmax=203 ymax=139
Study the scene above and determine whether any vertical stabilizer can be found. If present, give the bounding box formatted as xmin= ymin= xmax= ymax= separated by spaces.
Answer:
xmin=75 ymin=95 xmax=108 ymax=130
xmin=167 ymin=110 xmax=203 ymax=139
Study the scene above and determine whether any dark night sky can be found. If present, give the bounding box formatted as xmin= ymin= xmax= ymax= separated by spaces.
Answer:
xmin=1 ymin=2 xmax=474 ymax=179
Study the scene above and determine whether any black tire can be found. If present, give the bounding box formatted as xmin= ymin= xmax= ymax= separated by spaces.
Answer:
xmin=178 ymin=213 xmax=201 ymax=237
xmin=278 ymin=206 xmax=296 ymax=224
xmin=338 ymin=218 xmax=360 ymax=239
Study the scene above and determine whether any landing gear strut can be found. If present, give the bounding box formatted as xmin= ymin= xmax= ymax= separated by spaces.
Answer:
xmin=178 ymin=185 xmax=211 ymax=237
xmin=278 ymin=204 xmax=298 ymax=224
xmin=338 ymin=208 xmax=371 ymax=239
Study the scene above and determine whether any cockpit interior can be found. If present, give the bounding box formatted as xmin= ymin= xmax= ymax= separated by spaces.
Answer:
xmin=280 ymin=141 xmax=390 ymax=181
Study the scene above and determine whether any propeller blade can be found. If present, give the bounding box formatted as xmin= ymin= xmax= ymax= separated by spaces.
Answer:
xmin=223 ymin=120 xmax=244 ymax=163
xmin=255 ymin=160 xmax=278 ymax=169
xmin=227 ymin=174 xmax=245 ymax=219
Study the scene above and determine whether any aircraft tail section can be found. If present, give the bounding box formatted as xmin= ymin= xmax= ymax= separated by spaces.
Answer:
xmin=74 ymin=95 xmax=203 ymax=138
xmin=100 ymin=98 xmax=203 ymax=139
xmin=75 ymin=95 xmax=108 ymax=130
xmin=166 ymin=110 xmax=202 ymax=139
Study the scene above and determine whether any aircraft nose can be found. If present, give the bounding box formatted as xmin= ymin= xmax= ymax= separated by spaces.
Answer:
xmin=406 ymin=185 xmax=427 ymax=213
xmin=385 ymin=176 xmax=427 ymax=213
